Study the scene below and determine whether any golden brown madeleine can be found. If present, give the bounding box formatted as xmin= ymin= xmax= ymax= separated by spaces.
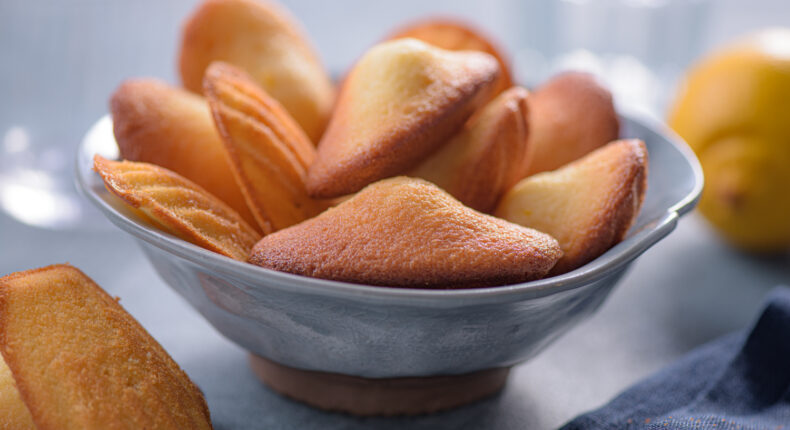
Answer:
xmin=525 ymin=72 xmax=619 ymax=176
xmin=110 ymin=78 xmax=259 ymax=230
xmin=250 ymin=177 xmax=562 ymax=288
xmin=496 ymin=139 xmax=648 ymax=275
xmin=94 ymin=156 xmax=261 ymax=260
xmin=179 ymin=0 xmax=334 ymax=142
xmin=411 ymin=86 xmax=531 ymax=213
xmin=204 ymin=63 xmax=328 ymax=235
xmin=0 ymin=264 xmax=212 ymax=429
xmin=307 ymin=39 xmax=500 ymax=198
xmin=0 ymin=354 xmax=34 ymax=430
xmin=388 ymin=18 xmax=512 ymax=95
xmin=204 ymin=62 xmax=316 ymax=171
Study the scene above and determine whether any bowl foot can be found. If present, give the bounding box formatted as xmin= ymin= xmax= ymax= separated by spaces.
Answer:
xmin=248 ymin=354 xmax=510 ymax=416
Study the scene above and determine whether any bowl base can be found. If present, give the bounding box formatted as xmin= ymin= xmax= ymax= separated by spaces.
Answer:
xmin=249 ymin=354 xmax=510 ymax=416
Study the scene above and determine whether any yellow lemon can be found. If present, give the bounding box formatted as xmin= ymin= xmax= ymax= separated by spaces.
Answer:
xmin=669 ymin=28 xmax=790 ymax=252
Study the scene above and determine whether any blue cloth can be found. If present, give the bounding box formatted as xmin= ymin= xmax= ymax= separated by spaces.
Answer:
xmin=561 ymin=287 xmax=790 ymax=430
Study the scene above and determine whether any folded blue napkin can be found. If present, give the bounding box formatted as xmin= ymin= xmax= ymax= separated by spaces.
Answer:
xmin=561 ymin=286 xmax=790 ymax=430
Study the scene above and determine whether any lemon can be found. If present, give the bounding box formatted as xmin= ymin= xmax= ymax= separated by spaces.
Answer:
xmin=669 ymin=28 xmax=790 ymax=252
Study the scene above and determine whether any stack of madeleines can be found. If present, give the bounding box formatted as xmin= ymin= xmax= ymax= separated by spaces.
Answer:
xmin=1 ymin=2 xmax=651 ymax=426
xmin=99 ymin=0 xmax=649 ymax=289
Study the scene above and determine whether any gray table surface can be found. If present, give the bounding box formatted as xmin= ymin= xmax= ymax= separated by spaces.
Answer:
xmin=1 ymin=210 xmax=788 ymax=429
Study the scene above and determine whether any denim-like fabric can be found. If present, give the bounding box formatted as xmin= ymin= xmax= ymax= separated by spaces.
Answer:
xmin=561 ymin=287 xmax=790 ymax=430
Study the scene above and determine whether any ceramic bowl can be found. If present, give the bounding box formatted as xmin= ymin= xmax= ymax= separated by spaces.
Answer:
xmin=76 ymin=111 xmax=702 ymax=379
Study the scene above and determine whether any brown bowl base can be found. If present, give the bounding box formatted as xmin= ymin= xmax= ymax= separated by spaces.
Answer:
xmin=249 ymin=354 xmax=510 ymax=416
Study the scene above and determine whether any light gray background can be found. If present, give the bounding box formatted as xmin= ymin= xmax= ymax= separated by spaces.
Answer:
xmin=1 ymin=1 xmax=790 ymax=428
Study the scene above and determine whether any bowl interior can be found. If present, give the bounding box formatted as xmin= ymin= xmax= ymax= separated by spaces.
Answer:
xmin=75 ymin=111 xmax=702 ymax=306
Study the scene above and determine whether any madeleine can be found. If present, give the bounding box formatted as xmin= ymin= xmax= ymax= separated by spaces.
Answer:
xmin=110 ymin=78 xmax=258 ymax=229
xmin=496 ymin=139 xmax=648 ymax=275
xmin=251 ymin=177 xmax=562 ymax=287
xmin=94 ymin=156 xmax=261 ymax=260
xmin=179 ymin=0 xmax=334 ymax=142
xmin=204 ymin=62 xmax=327 ymax=235
xmin=388 ymin=18 xmax=512 ymax=95
xmin=411 ymin=86 xmax=531 ymax=213
xmin=307 ymin=39 xmax=500 ymax=198
xmin=0 ymin=264 xmax=212 ymax=429
xmin=526 ymin=72 xmax=619 ymax=176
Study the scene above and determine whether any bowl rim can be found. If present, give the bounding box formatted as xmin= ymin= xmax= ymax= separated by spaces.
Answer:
xmin=76 ymin=109 xmax=703 ymax=307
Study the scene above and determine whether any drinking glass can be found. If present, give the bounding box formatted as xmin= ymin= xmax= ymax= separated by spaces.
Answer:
xmin=0 ymin=0 xmax=192 ymax=230
xmin=514 ymin=0 xmax=710 ymax=116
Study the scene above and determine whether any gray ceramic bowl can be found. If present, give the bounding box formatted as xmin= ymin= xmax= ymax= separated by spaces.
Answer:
xmin=76 ymin=111 xmax=702 ymax=379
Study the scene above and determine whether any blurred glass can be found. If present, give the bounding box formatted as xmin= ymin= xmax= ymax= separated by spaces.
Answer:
xmin=515 ymin=0 xmax=710 ymax=116
xmin=0 ymin=1 xmax=192 ymax=230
